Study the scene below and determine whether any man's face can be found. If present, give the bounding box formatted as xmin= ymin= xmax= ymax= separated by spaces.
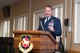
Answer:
xmin=44 ymin=7 xmax=52 ymax=17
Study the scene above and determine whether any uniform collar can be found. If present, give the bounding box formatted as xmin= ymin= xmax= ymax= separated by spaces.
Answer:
xmin=46 ymin=16 xmax=51 ymax=20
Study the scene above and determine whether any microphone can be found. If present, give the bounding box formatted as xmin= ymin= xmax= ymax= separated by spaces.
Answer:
xmin=39 ymin=17 xmax=44 ymax=31
xmin=39 ymin=17 xmax=43 ymax=21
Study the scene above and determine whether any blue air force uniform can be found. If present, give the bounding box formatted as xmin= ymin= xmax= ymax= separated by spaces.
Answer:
xmin=38 ymin=16 xmax=62 ymax=39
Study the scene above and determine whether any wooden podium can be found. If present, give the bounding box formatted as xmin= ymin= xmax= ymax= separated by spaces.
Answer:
xmin=13 ymin=30 xmax=57 ymax=53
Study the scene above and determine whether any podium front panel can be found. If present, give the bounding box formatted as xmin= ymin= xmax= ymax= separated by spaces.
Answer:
xmin=13 ymin=31 xmax=56 ymax=53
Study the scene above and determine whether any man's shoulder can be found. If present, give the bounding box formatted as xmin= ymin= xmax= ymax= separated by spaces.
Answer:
xmin=51 ymin=16 xmax=60 ymax=21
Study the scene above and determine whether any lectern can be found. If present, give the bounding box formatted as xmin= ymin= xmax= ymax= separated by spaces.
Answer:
xmin=13 ymin=30 xmax=57 ymax=53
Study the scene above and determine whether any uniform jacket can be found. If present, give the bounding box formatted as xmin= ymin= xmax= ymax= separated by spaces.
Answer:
xmin=38 ymin=16 xmax=62 ymax=39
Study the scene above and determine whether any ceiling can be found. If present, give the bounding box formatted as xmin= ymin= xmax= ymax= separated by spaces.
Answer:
xmin=0 ymin=0 xmax=20 ymax=9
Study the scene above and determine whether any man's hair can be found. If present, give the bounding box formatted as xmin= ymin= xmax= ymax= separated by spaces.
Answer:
xmin=44 ymin=5 xmax=53 ymax=10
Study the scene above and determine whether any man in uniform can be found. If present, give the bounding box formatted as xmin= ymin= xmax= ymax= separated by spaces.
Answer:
xmin=38 ymin=5 xmax=62 ymax=40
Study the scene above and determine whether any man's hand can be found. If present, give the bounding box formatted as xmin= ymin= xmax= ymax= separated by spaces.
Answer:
xmin=48 ymin=26 xmax=55 ymax=32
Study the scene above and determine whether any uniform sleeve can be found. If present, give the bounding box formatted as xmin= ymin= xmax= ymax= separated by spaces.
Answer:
xmin=53 ymin=18 xmax=62 ymax=36
xmin=37 ymin=22 xmax=42 ymax=30
xmin=38 ymin=25 xmax=42 ymax=30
